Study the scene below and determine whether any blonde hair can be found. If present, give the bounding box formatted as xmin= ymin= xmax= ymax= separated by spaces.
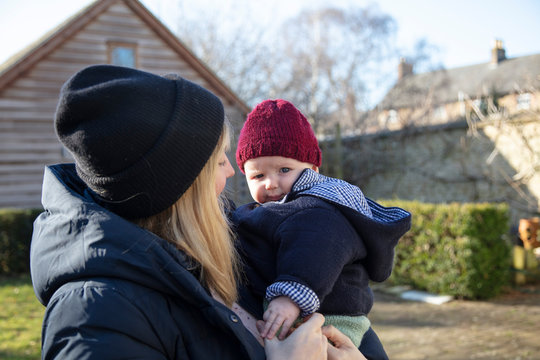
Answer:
xmin=135 ymin=122 xmax=239 ymax=306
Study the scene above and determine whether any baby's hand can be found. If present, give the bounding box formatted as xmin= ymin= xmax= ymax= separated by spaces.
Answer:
xmin=261 ymin=296 xmax=301 ymax=340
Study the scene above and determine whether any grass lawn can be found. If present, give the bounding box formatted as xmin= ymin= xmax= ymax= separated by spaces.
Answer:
xmin=0 ymin=275 xmax=44 ymax=360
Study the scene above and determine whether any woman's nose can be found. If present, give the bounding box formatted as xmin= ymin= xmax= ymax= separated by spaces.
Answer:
xmin=225 ymin=157 xmax=235 ymax=178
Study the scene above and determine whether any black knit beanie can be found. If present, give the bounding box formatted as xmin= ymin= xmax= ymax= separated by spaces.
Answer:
xmin=55 ymin=65 xmax=224 ymax=219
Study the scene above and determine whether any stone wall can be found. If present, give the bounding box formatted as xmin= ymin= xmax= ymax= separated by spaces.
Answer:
xmin=321 ymin=113 xmax=540 ymax=225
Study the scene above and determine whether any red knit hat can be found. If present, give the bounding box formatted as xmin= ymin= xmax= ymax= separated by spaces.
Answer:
xmin=236 ymin=99 xmax=322 ymax=173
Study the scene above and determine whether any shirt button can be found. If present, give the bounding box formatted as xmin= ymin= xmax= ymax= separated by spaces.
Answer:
xmin=230 ymin=314 xmax=239 ymax=323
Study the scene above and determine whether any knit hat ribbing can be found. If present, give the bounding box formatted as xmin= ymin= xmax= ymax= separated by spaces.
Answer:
xmin=235 ymin=99 xmax=321 ymax=173
xmin=55 ymin=65 xmax=224 ymax=219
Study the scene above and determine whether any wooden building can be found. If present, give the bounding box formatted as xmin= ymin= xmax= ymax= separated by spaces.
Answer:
xmin=0 ymin=0 xmax=250 ymax=209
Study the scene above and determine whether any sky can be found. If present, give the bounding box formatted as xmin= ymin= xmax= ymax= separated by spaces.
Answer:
xmin=1 ymin=0 xmax=540 ymax=71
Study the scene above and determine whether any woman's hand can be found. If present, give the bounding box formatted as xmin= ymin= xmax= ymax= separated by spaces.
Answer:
xmin=260 ymin=313 xmax=328 ymax=360
xmin=323 ymin=325 xmax=367 ymax=360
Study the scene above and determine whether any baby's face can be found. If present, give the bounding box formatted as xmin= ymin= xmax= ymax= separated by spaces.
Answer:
xmin=244 ymin=156 xmax=317 ymax=204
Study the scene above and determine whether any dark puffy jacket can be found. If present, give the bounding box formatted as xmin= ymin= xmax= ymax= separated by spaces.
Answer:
xmin=31 ymin=164 xmax=264 ymax=359
xmin=233 ymin=169 xmax=411 ymax=316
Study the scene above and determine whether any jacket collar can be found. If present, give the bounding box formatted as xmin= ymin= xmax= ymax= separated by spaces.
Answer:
xmin=31 ymin=164 xmax=212 ymax=308
xmin=289 ymin=169 xmax=410 ymax=224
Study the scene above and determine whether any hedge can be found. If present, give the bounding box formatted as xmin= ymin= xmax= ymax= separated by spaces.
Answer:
xmin=381 ymin=200 xmax=511 ymax=299
xmin=0 ymin=208 xmax=42 ymax=275
xmin=0 ymin=202 xmax=514 ymax=300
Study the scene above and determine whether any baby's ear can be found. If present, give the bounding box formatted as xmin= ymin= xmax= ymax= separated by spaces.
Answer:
xmin=311 ymin=165 xmax=319 ymax=173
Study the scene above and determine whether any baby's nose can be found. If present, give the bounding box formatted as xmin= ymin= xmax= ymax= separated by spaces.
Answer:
xmin=265 ymin=178 xmax=278 ymax=190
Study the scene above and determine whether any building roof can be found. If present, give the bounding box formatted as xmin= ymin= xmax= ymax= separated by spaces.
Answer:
xmin=0 ymin=0 xmax=250 ymax=113
xmin=378 ymin=53 xmax=540 ymax=110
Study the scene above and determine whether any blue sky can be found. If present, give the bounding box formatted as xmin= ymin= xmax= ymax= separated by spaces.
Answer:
xmin=1 ymin=0 xmax=540 ymax=70
xmin=374 ymin=0 xmax=540 ymax=67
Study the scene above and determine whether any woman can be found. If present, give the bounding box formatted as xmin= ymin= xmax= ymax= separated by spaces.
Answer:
xmin=30 ymin=65 xmax=365 ymax=359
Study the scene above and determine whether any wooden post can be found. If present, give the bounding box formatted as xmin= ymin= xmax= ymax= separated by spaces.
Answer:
xmin=513 ymin=218 xmax=540 ymax=284
xmin=519 ymin=218 xmax=540 ymax=249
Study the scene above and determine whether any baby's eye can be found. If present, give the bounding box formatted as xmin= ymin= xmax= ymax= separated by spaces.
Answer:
xmin=280 ymin=168 xmax=291 ymax=173
xmin=252 ymin=174 xmax=264 ymax=179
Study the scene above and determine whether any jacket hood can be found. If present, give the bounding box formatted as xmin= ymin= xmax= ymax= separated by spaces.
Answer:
xmin=31 ymin=164 xmax=211 ymax=307
xmin=289 ymin=169 xmax=412 ymax=281
xmin=290 ymin=169 xmax=373 ymax=216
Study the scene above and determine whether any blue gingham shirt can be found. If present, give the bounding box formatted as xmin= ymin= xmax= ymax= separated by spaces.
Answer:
xmin=266 ymin=281 xmax=320 ymax=316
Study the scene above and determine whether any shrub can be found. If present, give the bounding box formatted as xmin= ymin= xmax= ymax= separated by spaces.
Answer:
xmin=0 ymin=208 xmax=43 ymax=275
xmin=380 ymin=200 xmax=511 ymax=299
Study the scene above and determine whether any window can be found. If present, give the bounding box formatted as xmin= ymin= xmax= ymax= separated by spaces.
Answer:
xmin=473 ymin=98 xmax=487 ymax=115
xmin=108 ymin=42 xmax=137 ymax=68
xmin=458 ymin=91 xmax=466 ymax=116
xmin=387 ymin=110 xmax=398 ymax=124
xmin=517 ymin=93 xmax=531 ymax=110
xmin=433 ymin=106 xmax=447 ymax=121
xmin=472 ymin=99 xmax=482 ymax=109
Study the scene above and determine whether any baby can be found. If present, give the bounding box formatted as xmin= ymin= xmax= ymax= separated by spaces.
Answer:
xmin=233 ymin=99 xmax=411 ymax=346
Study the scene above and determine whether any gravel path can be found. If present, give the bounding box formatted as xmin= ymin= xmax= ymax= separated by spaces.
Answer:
xmin=370 ymin=283 xmax=540 ymax=360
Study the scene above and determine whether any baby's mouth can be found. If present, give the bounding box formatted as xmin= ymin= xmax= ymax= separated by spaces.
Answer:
xmin=266 ymin=195 xmax=284 ymax=202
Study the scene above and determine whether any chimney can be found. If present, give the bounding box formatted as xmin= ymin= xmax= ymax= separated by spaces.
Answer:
xmin=491 ymin=39 xmax=506 ymax=65
xmin=398 ymin=57 xmax=413 ymax=81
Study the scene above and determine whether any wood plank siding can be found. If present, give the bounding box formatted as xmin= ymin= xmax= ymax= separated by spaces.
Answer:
xmin=0 ymin=0 xmax=249 ymax=209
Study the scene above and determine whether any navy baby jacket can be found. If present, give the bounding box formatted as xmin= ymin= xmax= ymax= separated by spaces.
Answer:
xmin=234 ymin=170 xmax=411 ymax=316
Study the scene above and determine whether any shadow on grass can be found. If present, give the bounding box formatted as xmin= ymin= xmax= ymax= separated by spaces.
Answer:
xmin=0 ymin=349 xmax=40 ymax=360
xmin=0 ymin=274 xmax=32 ymax=286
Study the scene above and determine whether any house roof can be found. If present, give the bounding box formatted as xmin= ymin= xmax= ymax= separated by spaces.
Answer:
xmin=378 ymin=53 xmax=540 ymax=110
xmin=0 ymin=0 xmax=250 ymax=114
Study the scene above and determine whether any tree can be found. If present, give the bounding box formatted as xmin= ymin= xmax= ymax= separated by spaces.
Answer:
xmin=170 ymin=2 xmax=398 ymax=135
xmin=465 ymin=92 xmax=540 ymax=216
xmin=171 ymin=1 xmax=284 ymax=108
xmin=262 ymin=5 xmax=397 ymax=135
xmin=400 ymin=38 xmax=444 ymax=74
